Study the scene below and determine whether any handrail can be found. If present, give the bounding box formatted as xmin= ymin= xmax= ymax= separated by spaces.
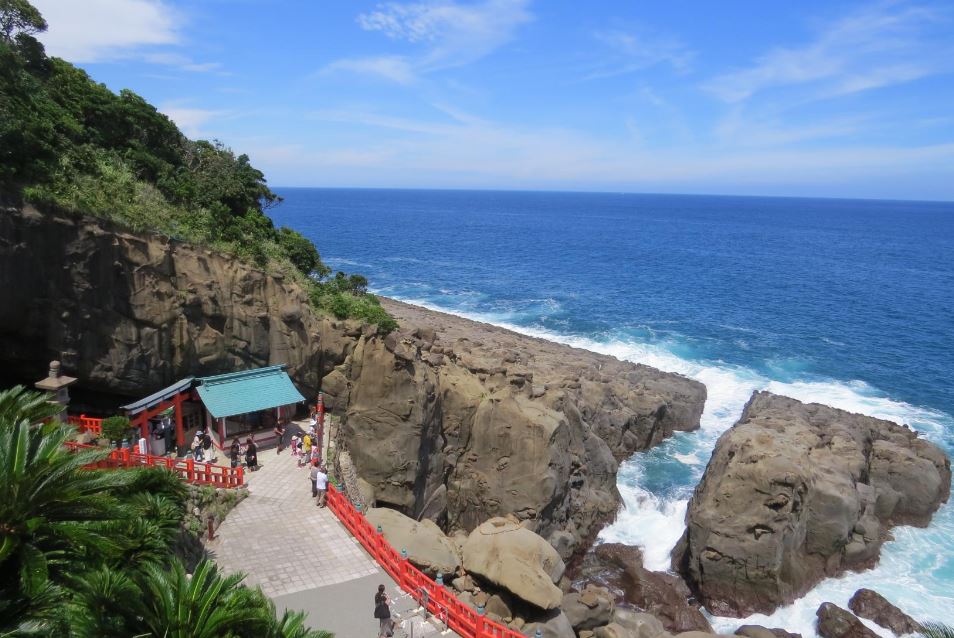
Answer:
xmin=68 ymin=414 xmax=103 ymax=436
xmin=325 ymin=483 xmax=524 ymax=638
xmin=64 ymin=441 xmax=245 ymax=489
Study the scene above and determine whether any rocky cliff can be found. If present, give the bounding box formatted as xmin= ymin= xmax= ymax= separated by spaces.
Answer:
xmin=0 ymin=205 xmax=354 ymax=396
xmin=673 ymin=391 xmax=951 ymax=617
xmin=326 ymin=298 xmax=706 ymax=556
xmin=0 ymin=206 xmax=707 ymax=558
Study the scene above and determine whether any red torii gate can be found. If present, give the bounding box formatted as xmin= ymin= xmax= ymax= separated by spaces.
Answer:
xmin=121 ymin=377 xmax=195 ymax=450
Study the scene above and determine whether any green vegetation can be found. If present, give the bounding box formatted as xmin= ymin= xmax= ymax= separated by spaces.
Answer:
xmin=100 ymin=415 xmax=131 ymax=444
xmin=921 ymin=624 xmax=954 ymax=638
xmin=0 ymin=385 xmax=333 ymax=637
xmin=0 ymin=0 xmax=396 ymax=333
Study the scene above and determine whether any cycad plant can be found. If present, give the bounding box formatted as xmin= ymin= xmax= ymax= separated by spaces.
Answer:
xmin=920 ymin=624 xmax=954 ymax=638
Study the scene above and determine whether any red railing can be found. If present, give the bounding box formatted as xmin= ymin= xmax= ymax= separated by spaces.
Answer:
xmin=68 ymin=414 xmax=103 ymax=436
xmin=326 ymin=483 xmax=523 ymax=638
xmin=65 ymin=441 xmax=245 ymax=488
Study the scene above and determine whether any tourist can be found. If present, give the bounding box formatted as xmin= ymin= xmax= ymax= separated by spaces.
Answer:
xmin=373 ymin=584 xmax=393 ymax=637
xmin=290 ymin=434 xmax=300 ymax=459
xmin=273 ymin=422 xmax=286 ymax=454
xmin=315 ymin=464 xmax=328 ymax=508
xmin=245 ymin=436 xmax=258 ymax=470
xmin=192 ymin=431 xmax=205 ymax=462
xmin=296 ymin=439 xmax=305 ymax=467
xmin=309 ymin=460 xmax=319 ymax=498
xmin=310 ymin=440 xmax=321 ymax=466
xmin=229 ymin=438 xmax=241 ymax=468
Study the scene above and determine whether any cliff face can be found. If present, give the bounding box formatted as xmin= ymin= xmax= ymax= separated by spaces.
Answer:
xmin=1 ymin=207 xmax=707 ymax=557
xmin=326 ymin=299 xmax=707 ymax=556
xmin=0 ymin=206 xmax=354 ymax=396
xmin=673 ymin=391 xmax=951 ymax=617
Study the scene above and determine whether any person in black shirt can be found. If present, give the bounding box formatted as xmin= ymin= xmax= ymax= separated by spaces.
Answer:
xmin=373 ymin=584 xmax=392 ymax=637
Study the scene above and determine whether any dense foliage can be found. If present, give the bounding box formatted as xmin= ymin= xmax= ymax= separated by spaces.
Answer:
xmin=0 ymin=0 xmax=396 ymax=332
xmin=0 ymin=385 xmax=333 ymax=637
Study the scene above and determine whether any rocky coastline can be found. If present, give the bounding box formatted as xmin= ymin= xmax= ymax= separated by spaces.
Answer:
xmin=2 ymin=206 xmax=951 ymax=637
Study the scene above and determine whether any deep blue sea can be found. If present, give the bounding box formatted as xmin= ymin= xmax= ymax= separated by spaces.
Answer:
xmin=270 ymin=188 xmax=954 ymax=632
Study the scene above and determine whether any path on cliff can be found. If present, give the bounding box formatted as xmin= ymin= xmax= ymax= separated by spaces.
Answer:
xmin=207 ymin=439 xmax=456 ymax=637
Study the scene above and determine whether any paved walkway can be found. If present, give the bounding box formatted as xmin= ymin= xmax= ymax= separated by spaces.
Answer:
xmin=208 ymin=439 xmax=456 ymax=637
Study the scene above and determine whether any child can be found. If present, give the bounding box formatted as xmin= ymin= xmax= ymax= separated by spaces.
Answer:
xmin=296 ymin=439 xmax=306 ymax=468
xmin=311 ymin=442 xmax=321 ymax=466
xmin=290 ymin=434 xmax=300 ymax=458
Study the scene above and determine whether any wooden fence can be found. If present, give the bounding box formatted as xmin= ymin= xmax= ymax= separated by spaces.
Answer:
xmin=326 ymin=483 xmax=525 ymax=638
xmin=65 ymin=441 xmax=245 ymax=488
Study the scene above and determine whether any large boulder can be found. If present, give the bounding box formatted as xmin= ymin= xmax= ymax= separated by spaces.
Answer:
xmin=848 ymin=589 xmax=921 ymax=636
xmin=365 ymin=507 xmax=460 ymax=576
xmin=462 ymin=517 xmax=565 ymax=610
xmin=674 ymin=392 xmax=951 ymax=617
xmin=521 ymin=610 xmax=576 ymax=638
xmin=612 ymin=610 xmax=672 ymax=638
xmin=816 ymin=603 xmax=880 ymax=638
xmin=562 ymin=585 xmax=614 ymax=630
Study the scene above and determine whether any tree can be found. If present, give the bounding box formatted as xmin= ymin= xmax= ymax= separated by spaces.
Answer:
xmin=100 ymin=415 xmax=131 ymax=445
xmin=277 ymin=226 xmax=328 ymax=277
xmin=0 ymin=0 xmax=46 ymax=43
xmin=920 ymin=624 xmax=954 ymax=638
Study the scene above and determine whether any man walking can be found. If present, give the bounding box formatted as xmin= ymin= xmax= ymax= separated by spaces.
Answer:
xmin=315 ymin=464 xmax=328 ymax=507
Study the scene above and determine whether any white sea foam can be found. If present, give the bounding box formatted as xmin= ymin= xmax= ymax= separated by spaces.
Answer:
xmin=388 ymin=295 xmax=954 ymax=632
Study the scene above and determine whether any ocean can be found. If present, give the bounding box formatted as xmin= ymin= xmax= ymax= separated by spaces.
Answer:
xmin=269 ymin=188 xmax=954 ymax=632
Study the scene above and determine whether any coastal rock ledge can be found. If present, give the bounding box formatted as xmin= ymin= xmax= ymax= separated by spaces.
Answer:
xmin=673 ymin=391 xmax=950 ymax=617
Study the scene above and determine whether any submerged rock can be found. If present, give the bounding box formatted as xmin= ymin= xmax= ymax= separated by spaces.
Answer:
xmin=674 ymin=391 xmax=951 ymax=617
xmin=848 ymin=589 xmax=921 ymax=636
xmin=816 ymin=603 xmax=879 ymax=638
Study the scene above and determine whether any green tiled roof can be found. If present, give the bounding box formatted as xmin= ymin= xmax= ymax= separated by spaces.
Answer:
xmin=196 ymin=365 xmax=305 ymax=418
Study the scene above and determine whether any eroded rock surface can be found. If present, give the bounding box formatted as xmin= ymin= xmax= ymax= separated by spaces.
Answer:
xmin=365 ymin=507 xmax=460 ymax=576
xmin=674 ymin=392 xmax=951 ymax=617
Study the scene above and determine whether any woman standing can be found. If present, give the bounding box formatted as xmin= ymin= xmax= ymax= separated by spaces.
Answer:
xmin=244 ymin=436 xmax=258 ymax=471
xmin=273 ymin=423 xmax=286 ymax=454
xmin=229 ymin=438 xmax=241 ymax=468
xmin=373 ymin=584 xmax=392 ymax=637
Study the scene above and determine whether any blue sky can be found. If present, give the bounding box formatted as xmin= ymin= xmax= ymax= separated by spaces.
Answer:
xmin=33 ymin=0 xmax=954 ymax=200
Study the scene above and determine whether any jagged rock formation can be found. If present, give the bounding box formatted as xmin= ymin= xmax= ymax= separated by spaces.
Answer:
xmin=673 ymin=391 xmax=951 ymax=617
xmin=331 ymin=298 xmax=706 ymax=556
xmin=0 ymin=206 xmax=352 ymax=396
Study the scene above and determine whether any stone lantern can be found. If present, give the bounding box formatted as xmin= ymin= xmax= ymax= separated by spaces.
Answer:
xmin=35 ymin=360 xmax=77 ymax=422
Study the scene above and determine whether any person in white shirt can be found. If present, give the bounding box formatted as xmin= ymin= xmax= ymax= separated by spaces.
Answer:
xmin=314 ymin=465 xmax=329 ymax=507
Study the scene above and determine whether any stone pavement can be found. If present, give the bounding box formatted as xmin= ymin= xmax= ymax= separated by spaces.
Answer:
xmin=208 ymin=437 xmax=457 ymax=637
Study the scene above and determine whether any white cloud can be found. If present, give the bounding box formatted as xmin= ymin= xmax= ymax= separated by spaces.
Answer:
xmin=321 ymin=56 xmax=417 ymax=85
xmin=703 ymin=3 xmax=950 ymax=103
xmin=143 ymin=52 xmax=222 ymax=73
xmin=323 ymin=0 xmax=532 ymax=83
xmin=159 ymin=104 xmax=227 ymax=138
xmin=585 ymin=28 xmax=693 ymax=80
xmin=34 ymin=0 xmax=180 ymax=62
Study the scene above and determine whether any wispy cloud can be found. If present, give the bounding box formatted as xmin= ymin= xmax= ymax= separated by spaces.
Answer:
xmin=34 ymin=0 xmax=179 ymax=62
xmin=584 ymin=27 xmax=693 ymax=80
xmin=322 ymin=56 xmax=417 ymax=85
xmin=159 ymin=103 xmax=228 ymax=138
xmin=703 ymin=2 xmax=951 ymax=103
xmin=321 ymin=0 xmax=532 ymax=83
xmin=33 ymin=0 xmax=221 ymax=72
